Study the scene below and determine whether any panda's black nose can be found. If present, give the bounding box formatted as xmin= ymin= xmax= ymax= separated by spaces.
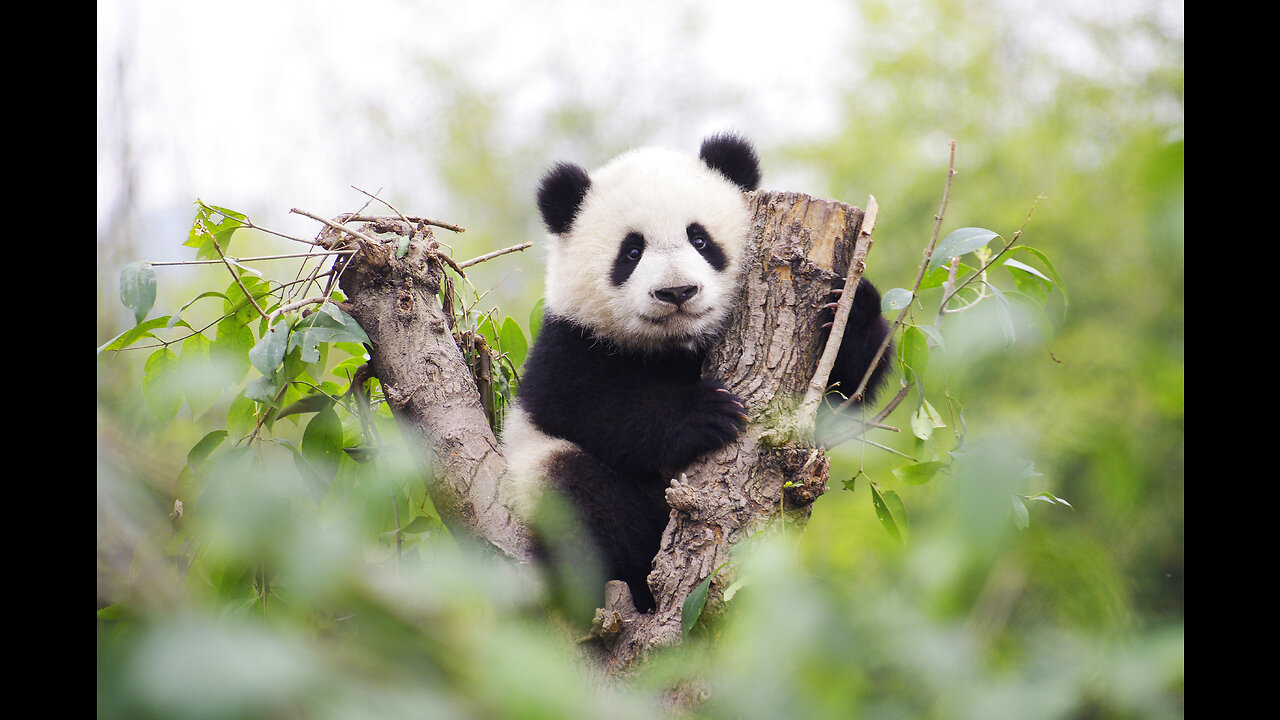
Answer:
xmin=653 ymin=285 xmax=699 ymax=306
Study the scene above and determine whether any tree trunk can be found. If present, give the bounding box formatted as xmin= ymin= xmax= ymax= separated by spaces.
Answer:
xmin=335 ymin=191 xmax=874 ymax=675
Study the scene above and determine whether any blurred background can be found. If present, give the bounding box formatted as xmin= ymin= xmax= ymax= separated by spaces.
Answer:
xmin=98 ymin=0 xmax=1183 ymax=717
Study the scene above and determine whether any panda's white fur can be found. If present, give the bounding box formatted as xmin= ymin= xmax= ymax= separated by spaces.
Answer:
xmin=503 ymin=406 xmax=577 ymax=518
xmin=543 ymin=146 xmax=752 ymax=352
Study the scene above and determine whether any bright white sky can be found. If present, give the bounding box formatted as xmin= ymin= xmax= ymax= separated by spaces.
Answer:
xmin=97 ymin=0 xmax=857 ymax=251
xmin=96 ymin=0 xmax=1180 ymax=325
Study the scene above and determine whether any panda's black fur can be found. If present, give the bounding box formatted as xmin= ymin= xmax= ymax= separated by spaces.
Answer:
xmin=505 ymin=134 xmax=891 ymax=612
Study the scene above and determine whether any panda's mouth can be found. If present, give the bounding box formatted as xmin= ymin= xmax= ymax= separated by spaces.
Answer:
xmin=641 ymin=307 xmax=712 ymax=325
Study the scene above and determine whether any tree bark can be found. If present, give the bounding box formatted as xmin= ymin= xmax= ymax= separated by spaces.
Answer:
xmin=334 ymin=191 xmax=874 ymax=675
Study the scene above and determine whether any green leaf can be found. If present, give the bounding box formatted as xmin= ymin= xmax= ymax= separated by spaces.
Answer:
xmin=529 ymin=298 xmax=546 ymax=343
xmin=226 ymin=394 xmax=258 ymax=439
xmin=1011 ymin=494 xmax=1030 ymax=530
xmin=97 ymin=603 xmax=128 ymax=620
xmin=401 ymin=515 xmax=441 ymax=534
xmin=498 ymin=316 xmax=529 ymax=368
xmin=919 ymin=261 xmax=976 ymax=290
xmin=910 ymin=398 xmax=946 ymax=440
xmin=180 ymin=333 xmax=221 ymax=416
xmin=277 ymin=393 xmax=336 ymax=419
xmin=899 ymin=325 xmax=929 ymax=378
xmin=188 ymin=201 xmax=248 ymax=260
xmin=315 ymin=301 xmax=369 ymax=343
xmin=289 ymin=303 xmax=369 ymax=363
xmin=893 ymin=460 xmax=948 ymax=485
xmin=915 ymin=323 xmax=944 ymax=350
xmin=1024 ymin=491 xmax=1073 ymax=509
xmin=169 ymin=291 xmax=228 ymax=329
xmin=1006 ymin=261 xmax=1050 ymax=305
xmin=985 ymin=284 xmax=1019 ymax=348
xmin=212 ymin=316 xmax=254 ymax=385
xmin=142 ymin=348 xmax=182 ymax=424
xmin=682 ymin=573 xmax=714 ymax=638
xmin=97 ymin=316 xmax=188 ymax=354
xmin=1003 ymin=257 xmax=1052 ymax=284
xmin=928 ymin=227 xmax=1001 ymax=272
xmin=300 ymin=406 xmax=344 ymax=484
xmin=120 ymin=262 xmax=157 ymax=323
xmin=249 ymin=320 xmax=290 ymax=376
xmin=187 ymin=430 xmax=229 ymax=470
xmin=223 ymin=277 xmax=271 ymax=324
xmin=476 ymin=313 xmax=499 ymax=350
xmin=245 ymin=374 xmax=283 ymax=404
xmin=880 ymin=287 xmax=913 ymax=312
xmin=1004 ymin=290 xmax=1057 ymax=345
xmin=1007 ymin=246 xmax=1069 ymax=319
xmin=868 ymin=482 xmax=905 ymax=543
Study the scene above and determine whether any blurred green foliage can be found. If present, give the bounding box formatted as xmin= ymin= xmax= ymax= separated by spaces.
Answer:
xmin=98 ymin=0 xmax=1181 ymax=716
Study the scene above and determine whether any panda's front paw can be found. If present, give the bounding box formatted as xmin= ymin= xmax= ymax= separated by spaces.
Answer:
xmin=654 ymin=380 xmax=748 ymax=472
xmin=691 ymin=379 xmax=749 ymax=447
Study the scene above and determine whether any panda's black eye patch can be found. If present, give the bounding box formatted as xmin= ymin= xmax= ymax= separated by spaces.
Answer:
xmin=687 ymin=223 xmax=727 ymax=271
xmin=610 ymin=232 xmax=646 ymax=286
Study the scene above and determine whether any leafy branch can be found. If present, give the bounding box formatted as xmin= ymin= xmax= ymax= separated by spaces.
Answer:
xmin=815 ymin=142 xmax=1071 ymax=543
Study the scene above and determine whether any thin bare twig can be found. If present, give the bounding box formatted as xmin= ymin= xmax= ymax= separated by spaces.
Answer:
xmin=200 ymin=205 xmax=323 ymax=248
xmin=821 ymin=383 xmax=912 ymax=449
xmin=457 ymin=242 xmax=534 ymax=269
xmin=289 ymin=208 xmax=383 ymax=248
xmin=264 ymin=296 xmax=340 ymax=329
xmin=350 ymin=186 xmax=411 ymax=226
xmin=208 ymin=228 xmax=269 ymax=321
xmin=150 ymin=250 xmax=354 ymax=266
xmin=343 ymin=213 xmax=467 ymax=234
xmin=800 ymin=196 xmax=879 ymax=430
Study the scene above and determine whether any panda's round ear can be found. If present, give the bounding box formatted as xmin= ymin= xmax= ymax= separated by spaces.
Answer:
xmin=699 ymin=133 xmax=761 ymax=192
xmin=537 ymin=162 xmax=592 ymax=235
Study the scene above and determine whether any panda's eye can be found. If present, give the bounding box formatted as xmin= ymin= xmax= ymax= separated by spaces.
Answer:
xmin=686 ymin=222 xmax=727 ymax=271
xmin=621 ymin=232 xmax=645 ymax=262
xmin=687 ymin=223 xmax=711 ymax=250
xmin=611 ymin=233 xmax=646 ymax=286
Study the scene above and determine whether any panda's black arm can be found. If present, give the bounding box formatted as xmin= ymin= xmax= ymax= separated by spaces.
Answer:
xmin=517 ymin=317 xmax=746 ymax=478
xmin=823 ymin=277 xmax=894 ymax=404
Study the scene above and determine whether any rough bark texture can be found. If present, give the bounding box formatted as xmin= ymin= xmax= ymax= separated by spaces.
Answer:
xmin=333 ymin=191 xmax=872 ymax=677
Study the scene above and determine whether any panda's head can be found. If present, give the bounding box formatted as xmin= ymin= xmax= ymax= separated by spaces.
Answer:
xmin=536 ymin=133 xmax=761 ymax=352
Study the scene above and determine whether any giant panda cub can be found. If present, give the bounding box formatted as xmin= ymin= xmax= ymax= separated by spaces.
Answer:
xmin=502 ymin=133 xmax=891 ymax=612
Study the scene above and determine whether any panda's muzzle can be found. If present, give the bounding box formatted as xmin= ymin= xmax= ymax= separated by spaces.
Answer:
xmin=652 ymin=284 xmax=700 ymax=307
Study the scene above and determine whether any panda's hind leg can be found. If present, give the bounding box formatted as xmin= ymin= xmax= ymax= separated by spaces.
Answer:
xmin=538 ymin=449 xmax=669 ymax=613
